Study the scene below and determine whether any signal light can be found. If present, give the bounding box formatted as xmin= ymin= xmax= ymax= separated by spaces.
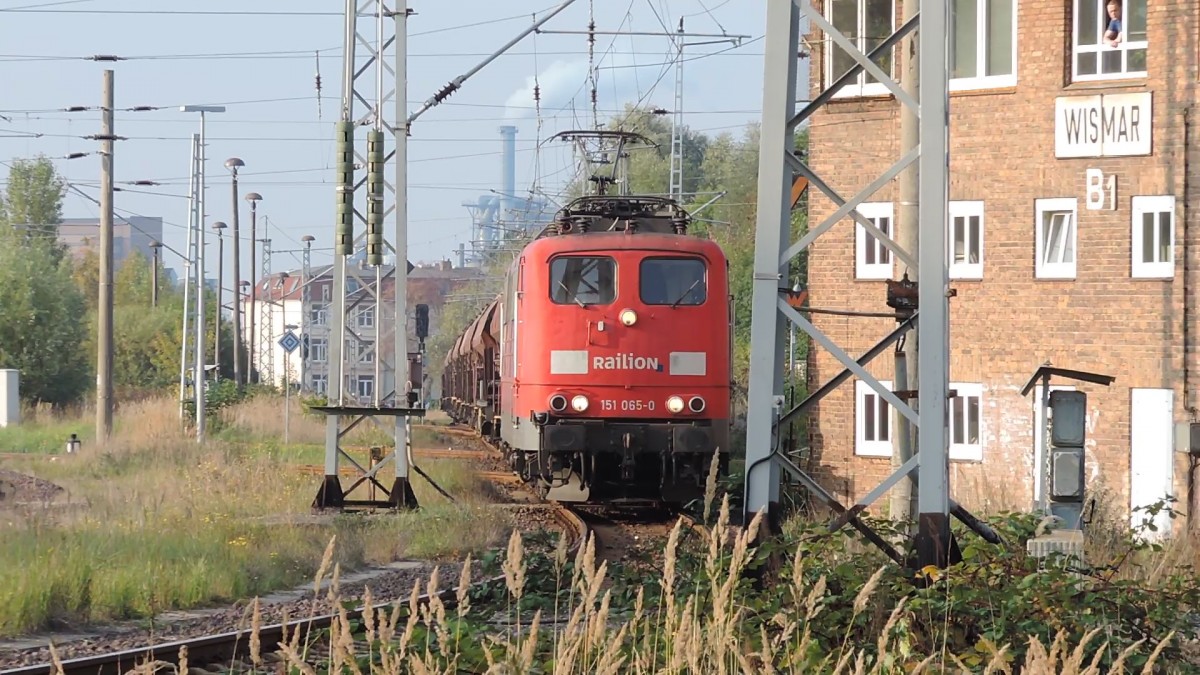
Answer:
xmin=415 ymin=304 xmax=429 ymax=340
xmin=333 ymin=120 xmax=354 ymax=256
xmin=549 ymin=394 xmax=567 ymax=412
xmin=689 ymin=396 xmax=706 ymax=413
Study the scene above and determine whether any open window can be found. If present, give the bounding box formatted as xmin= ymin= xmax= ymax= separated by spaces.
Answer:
xmin=549 ymin=256 xmax=616 ymax=306
xmin=1035 ymin=198 xmax=1078 ymax=280
xmin=640 ymin=257 xmax=707 ymax=306
xmin=826 ymin=0 xmax=895 ymax=98
xmin=949 ymin=200 xmax=985 ymax=279
xmin=950 ymin=0 xmax=1017 ymax=90
xmin=855 ymin=379 xmax=893 ymax=457
xmin=1072 ymin=0 xmax=1147 ymax=81
xmin=1131 ymin=195 xmax=1175 ymax=279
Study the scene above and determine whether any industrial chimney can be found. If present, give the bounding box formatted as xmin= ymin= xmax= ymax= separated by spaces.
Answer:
xmin=498 ymin=125 xmax=517 ymax=230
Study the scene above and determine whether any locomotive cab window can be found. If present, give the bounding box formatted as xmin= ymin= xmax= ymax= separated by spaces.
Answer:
xmin=640 ymin=257 xmax=707 ymax=306
xmin=549 ymin=256 xmax=616 ymax=306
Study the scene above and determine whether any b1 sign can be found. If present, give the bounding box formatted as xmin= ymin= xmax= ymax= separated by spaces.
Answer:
xmin=1055 ymin=92 xmax=1152 ymax=158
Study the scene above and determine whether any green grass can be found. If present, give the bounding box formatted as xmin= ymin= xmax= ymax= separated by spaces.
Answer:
xmin=0 ymin=418 xmax=91 ymax=454
xmin=0 ymin=396 xmax=512 ymax=637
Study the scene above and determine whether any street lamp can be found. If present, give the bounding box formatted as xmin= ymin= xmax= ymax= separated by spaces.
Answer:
xmin=149 ymin=240 xmax=162 ymax=307
xmin=212 ymin=221 xmax=227 ymax=381
xmin=225 ymin=158 xmax=245 ymax=388
xmin=245 ymin=191 xmax=263 ymax=384
xmin=179 ymin=104 xmax=226 ymax=443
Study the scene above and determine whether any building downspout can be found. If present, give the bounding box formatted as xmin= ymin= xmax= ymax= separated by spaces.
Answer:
xmin=1184 ymin=107 xmax=1198 ymax=531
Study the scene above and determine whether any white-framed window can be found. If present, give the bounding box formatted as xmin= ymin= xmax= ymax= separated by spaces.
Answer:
xmin=1131 ymin=195 xmax=1175 ymax=279
xmin=357 ymin=305 xmax=375 ymax=329
xmin=1072 ymin=0 xmax=1147 ymax=82
xmin=1035 ymin=198 xmax=1078 ymax=279
xmin=949 ymin=382 xmax=983 ymax=461
xmin=950 ymin=0 xmax=1017 ymax=90
xmin=321 ymin=284 xmax=331 ymax=302
xmin=358 ymin=340 xmax=375 ymax=364
xmin=949 ymin=200 xmax=984 ymax=279
xmin=311 ymin=337 xmax=327 ymax=363
xmin=826 ymin=0 xmax=895 ymax=98
xmin=854 ymin=202 xmax=895 ymax=280
xmin=855 ymin=379 xmax=893 ymax=457
xmin=310 ymin=303 xmax=327 ymax=326
xmin=356 ymin=375 xmax=375 ymax=400
xmin=311 ymin=374 xmax=328 ymax=395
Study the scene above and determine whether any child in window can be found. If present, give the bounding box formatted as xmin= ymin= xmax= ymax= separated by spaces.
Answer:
xmin=1105 ymin=0 xmax=1122 ymax=47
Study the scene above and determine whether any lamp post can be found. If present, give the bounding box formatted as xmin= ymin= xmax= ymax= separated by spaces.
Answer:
xmin=245 ymin=191 xmax=262 ymax=384
xmin=180 ymin=104 xmax=226 ymax=443
xmin=225 ymin=158 xmax=245 ymax=388
xmin=212 ymin=221 xmax=227 ymax=380
xmin=149 ymin=240 xmax=162 ymax=307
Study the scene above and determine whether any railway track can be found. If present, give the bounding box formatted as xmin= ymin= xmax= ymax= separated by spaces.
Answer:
xmin=0 ymin=504 xmax=588 ymax=675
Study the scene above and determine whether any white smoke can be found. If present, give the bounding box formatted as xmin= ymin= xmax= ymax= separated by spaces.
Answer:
xmin=502 ymin=50 xmax=662 ymax=120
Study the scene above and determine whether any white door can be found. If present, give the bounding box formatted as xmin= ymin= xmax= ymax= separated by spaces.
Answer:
xmin=1031 ymin=384 xmax=1074 ymax=510
xmin=1130 ymin=388 xmax=1174 ymax=539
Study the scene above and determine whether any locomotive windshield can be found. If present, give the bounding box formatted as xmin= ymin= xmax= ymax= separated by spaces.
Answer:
xmin=640 ymin=257 xmax=707 ymax=306
xmin=550 ymin=256 xmax=616 ymax=306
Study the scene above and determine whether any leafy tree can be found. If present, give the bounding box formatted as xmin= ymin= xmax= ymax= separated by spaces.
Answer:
xmin=0 ymin=156 xmax=67 ymax=258
xmin=72 ymin=248 xmax=100 ymax=311
xmin=0 ymin=224 xmax=90 ymax=404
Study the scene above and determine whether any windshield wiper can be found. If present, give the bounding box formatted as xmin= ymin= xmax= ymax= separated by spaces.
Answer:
xmin=559 ymin=280 xmax=587 ymax=307
xmin=669 ymin=279 xmax=701 ymax=308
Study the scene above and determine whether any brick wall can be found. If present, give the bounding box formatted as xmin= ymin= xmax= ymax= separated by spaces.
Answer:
xmin=803 ymin=0 xmax=1200 ymax=527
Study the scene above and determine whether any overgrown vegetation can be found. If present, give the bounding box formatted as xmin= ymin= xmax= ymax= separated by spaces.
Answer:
xmin=0 ymin=396 xmax=509 ymax=637
xmin=216 ymin=494 xmax=1197 ymax=673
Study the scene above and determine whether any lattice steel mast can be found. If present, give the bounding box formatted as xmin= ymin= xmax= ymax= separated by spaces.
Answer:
xmin=742 ymin=0 xmax=999 ymax=570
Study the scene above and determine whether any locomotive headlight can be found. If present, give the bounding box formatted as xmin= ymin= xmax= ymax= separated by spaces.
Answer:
xmin=619 ymin=308 xmax=638 ymax=326
xmin=570 ymin=395 xmax=589 ymax=412
xmin=666 ymin=396 xmax=685 ymax=414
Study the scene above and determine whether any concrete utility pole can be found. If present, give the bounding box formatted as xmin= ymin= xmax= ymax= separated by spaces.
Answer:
xmin=890 ymin=0 xmax=920 ymax=526
xmin=213 ymin=221 xmax=227 ymax=380
xmin=246 ymin=191 xmax=262 ymax=383
xmin=96 ymin=69 xmax=115 ymax=442
xmin=150 ymin=240 xmax=161 ymax=307
xmin=226 ymin=158 xmax=245 ymax=388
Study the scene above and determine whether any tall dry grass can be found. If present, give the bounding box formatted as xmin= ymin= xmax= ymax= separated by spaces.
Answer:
xmin=248 ymin=497 xmax=1176 ymax=674
xmin=0 ymin=395 xmax=511 ymax=636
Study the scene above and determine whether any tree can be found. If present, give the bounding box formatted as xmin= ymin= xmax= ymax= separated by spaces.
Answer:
xmin=0 ymin=224 xmax=90 ymax=404
xmin=0 ymin=156 xmax=67 ymax=256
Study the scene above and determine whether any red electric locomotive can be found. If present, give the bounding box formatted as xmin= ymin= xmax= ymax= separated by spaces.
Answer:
xmin=443 ymin=194 xmax=732 ymax=505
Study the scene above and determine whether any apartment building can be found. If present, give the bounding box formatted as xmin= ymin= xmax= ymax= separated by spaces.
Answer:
xmin=803 ymin=0 xmax=1198 ymax=530
xmin=245 ymin=259 xmax=482 ymax=401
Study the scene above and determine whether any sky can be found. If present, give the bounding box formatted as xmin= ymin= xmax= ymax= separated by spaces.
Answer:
xmin=0 ymin=0 xmax=805 ymax=281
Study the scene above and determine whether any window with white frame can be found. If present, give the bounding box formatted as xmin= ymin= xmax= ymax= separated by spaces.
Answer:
xmin=855 ymin=379 xmax=893 ymax=457
xmin=310 ymin=303 xmax=327 ymax=326
xmin=321 ymin=284 xmax=331 ymax=302
xmin=1035 ymin=198 xmax=1078 ymax=279
xmin=356 ymin=375 xmax=374 ymax=400
xmin=949 ymin=383 xmax=983 ymax=461
xmin=358 ymin=340 xmax=375 ymax=364
xmin=826 ymin=0 xmax=895 ymax=98
xmin=311 ymin=337 xmax=327 ymax=363
xmin=950 ymin=0 xmax=1016 ymax=90
xmin=1072 ymin=0 xmax=1147 ymax=81
xmin=311 ymin=374 xmax=327 ymax=395
xmin=854 ymin=202 xmax=895 ymax=280
xmin=949 ymin=201 xmax=984 ymax=279
xmin=1131 ymin=196 xmax=1175 ymax=279
xmin=357 ymin=305 xmax=375 ymax=328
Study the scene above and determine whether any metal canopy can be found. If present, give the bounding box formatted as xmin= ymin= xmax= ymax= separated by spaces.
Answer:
xmin=1020 ymin=364 xmax=1118 ymax=397
xmin=742 ymin=0 xmax=983 ymax=570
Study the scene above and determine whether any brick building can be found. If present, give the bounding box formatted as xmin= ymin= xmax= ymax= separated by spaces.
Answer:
xmin=802 ymin=0 xmax=1198 ymax=531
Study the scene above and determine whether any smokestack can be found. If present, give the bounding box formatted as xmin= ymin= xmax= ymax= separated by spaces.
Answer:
xmin=498 ymin=125 xmax=517 ymax=229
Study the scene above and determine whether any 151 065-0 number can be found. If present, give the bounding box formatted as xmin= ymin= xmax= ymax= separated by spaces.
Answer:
xmin=599 ymin=399 xmax=656 ymax=412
